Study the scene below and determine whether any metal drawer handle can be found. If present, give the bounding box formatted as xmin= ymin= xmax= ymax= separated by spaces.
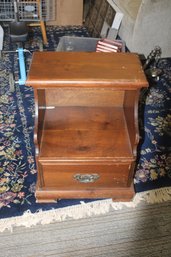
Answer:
xmin=73 ymin=174 xmax=100 ymax=183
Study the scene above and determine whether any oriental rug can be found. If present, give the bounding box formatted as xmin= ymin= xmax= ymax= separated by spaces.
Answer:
xmin=0 ymin=26 xmax=171 ymax=232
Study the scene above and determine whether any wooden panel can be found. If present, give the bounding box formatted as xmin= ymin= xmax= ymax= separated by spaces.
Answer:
xmin=35 ymin=184 xmax=135 ymax=202
xmin=43 ymin=106 xmax=124 ymax=130
xmin=45 ymin=88 xmax=124 ymax=107
xmin=39 ymin=162 xmax=131 ymax=188
xmin=26 ymin=52 xmax=148 ymax=89
xmin=36 ymin=89 xmax=46 ymax=147
xmin=124 ymin=90 xmax=140 ymax=156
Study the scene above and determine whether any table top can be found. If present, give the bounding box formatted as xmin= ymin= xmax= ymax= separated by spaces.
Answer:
xmin=26 ymin=52 xmax=148 ymax=89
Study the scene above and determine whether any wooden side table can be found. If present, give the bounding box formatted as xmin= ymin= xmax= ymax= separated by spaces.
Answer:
xmin=26 ymin=52 xmax=148 ymax=203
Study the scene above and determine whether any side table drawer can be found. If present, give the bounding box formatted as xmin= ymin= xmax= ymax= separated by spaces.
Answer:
xmin=38 ymin=162 xmax=133 ymax=189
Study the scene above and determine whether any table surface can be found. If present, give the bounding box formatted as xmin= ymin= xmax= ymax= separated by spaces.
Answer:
xmin=26 ymin=52 xmax=148 ymax=89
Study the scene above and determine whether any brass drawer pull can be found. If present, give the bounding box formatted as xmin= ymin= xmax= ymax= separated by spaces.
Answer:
xmin=73 ymin=174 xmax=100 ymax=183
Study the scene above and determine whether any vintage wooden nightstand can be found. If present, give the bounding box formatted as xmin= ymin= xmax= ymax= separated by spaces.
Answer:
xmin=26 ymin=52 xmax=148 ymax=203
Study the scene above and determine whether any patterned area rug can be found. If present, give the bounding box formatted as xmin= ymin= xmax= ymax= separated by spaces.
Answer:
xmin=0 ymin=26 xmax=171 ymax=232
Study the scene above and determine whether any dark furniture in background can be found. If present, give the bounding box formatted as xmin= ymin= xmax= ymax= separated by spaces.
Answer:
xmin=84 ymin=0 xmax=117 ymax=37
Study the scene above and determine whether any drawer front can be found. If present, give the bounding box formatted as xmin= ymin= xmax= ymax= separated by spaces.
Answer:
xmin=38 ymin=162 xmax=133 ymax=188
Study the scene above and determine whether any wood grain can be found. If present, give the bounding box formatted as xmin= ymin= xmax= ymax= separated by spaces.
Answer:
xmin=26 ymin=52 xmax=148 ymax=202
xmin=27 ymin=52 xmax=148 ymax=89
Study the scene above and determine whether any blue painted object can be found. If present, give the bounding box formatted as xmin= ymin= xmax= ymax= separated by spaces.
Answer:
xmin=18 ymin=47 xmax=27 ymax=85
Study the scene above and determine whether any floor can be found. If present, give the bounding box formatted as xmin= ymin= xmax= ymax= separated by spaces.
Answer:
xmin=0 ymin=201 xmax=171 ymax=257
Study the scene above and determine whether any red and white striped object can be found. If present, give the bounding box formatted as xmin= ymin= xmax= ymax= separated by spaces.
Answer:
xmin=96 ymin=39 xmax=124 ymax=53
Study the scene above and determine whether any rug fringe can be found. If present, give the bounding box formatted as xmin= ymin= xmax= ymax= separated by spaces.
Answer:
xmin=0 ymin=187 xmax=171 ymax=233
xmin=137 ymin=186 xmax=171 ymax=204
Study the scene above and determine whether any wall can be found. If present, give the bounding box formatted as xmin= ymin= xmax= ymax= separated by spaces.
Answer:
xmin=47 ymin=0 xmax=83 ymax=26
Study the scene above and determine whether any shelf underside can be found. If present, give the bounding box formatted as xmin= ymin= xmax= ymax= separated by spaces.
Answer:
xmin=39 ymin=107 xmax=133 ymax=160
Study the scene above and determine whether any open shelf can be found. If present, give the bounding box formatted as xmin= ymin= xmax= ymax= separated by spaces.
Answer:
xmin=39 ymin=106 xmax=133 ymax=160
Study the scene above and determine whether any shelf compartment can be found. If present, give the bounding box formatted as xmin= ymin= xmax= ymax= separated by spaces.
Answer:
xmin=39 ymin=106 xmax=133 ymax=160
